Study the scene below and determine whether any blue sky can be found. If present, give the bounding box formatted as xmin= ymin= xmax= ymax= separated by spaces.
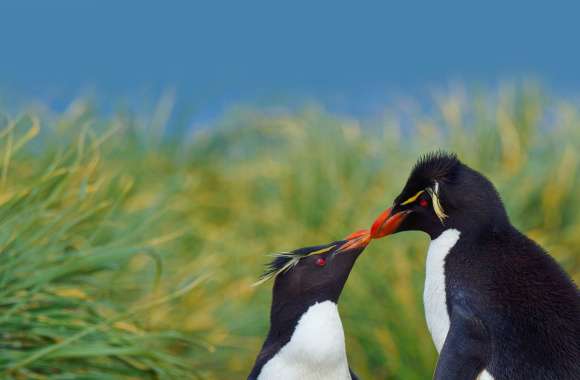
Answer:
xmin=0 ymin=1 xmax=579 ymax=115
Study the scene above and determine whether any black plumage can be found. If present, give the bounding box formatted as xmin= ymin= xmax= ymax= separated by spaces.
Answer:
xmin=388 ymin=152 xmax=580 ymax=380
xmin=249 ymin=241 xmax=363 ymax=380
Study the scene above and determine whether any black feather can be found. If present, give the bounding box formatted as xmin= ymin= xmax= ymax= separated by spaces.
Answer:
xmin=257 ymin=240 xmax=345 ymax=284
xmin=411 ymin=150 xmax=460 ymax=184
xmin=395 ymin=150 xmax=461 ymax=206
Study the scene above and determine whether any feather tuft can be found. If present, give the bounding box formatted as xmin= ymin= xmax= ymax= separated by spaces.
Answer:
xmin=253 ymin=241 xmax=344 ymax=286
xmin=411 ymin=151 xmax=460 ymax=184
xmin=426 ymin=181 xmax=448 ymax=222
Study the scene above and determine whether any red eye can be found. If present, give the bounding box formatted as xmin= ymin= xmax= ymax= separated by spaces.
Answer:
xmin=419 ymin=198 xmax=429 ymax=208
xmin=315 ymin=257 xmax=326 ymax=267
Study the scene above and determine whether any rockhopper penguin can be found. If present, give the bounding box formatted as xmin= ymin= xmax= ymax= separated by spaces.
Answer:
xmin=370 ymin=152 xmax=580 ymax=380
xmin=248 ymin=241 xmax=364 ymax=380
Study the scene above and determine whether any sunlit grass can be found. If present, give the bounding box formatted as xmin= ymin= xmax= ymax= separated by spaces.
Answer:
xmin=0 ymin=84 xmax=578 ymax=379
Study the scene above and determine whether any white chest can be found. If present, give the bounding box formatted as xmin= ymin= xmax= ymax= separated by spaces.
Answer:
xmin=478 ymin=370 xmax=495 ymax=379
xmin=257 ymin=301 xmax=351 ymax=380
xmin=423 ymin=230 xmax=494 ymax=380
xmin=423 ymin=228 xmax=460 ymax=353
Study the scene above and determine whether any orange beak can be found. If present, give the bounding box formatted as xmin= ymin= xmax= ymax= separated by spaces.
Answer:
xmin=370 ymin=207 xmax=409 ymax=238
xmin=336 ymin=229 xmax=372 ymax=253
xmin=336 ymin=207 xmax=409 ymax=253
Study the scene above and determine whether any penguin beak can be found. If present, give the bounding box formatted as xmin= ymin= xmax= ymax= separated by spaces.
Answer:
xmin=335 ymin=206 xmax=410 ymax=252
xmin=370 ymin=207 xmax=410 ymax=238
xmin=335 ymin=229 xmax=372 ymax=253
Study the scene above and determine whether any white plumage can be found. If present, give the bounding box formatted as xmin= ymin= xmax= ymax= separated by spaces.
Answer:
xmin=258 ymin=301 xmax=351 ymax=380
xmin=424 ymin=228 xmax=460 ymax=352
xmin=424 ymin=229 xmax=494 ymax=380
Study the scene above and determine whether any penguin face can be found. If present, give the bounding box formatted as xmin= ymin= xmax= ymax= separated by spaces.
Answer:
xmin=371 ymin=152 xmax=509 ymax=239
xmin=261 ymin=243 xmax=365 ymax=313
xmin=276 ymin=246 xmax=363 ymax=303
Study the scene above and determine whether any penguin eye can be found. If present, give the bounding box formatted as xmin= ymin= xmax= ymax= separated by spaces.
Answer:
xmin=419 ymin=195 xmax=429 ymax=208
xmin=314 ymin=257 xmax=326 ymax=267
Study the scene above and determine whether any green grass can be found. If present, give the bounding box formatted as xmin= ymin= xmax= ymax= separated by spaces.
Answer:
xmin=0 ymin=84 xmax=578 ymax=379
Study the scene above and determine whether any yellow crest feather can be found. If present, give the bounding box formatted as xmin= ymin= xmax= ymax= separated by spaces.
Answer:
xmin=426 ymin=182 xmax=447 ymax=222
xmin=401 ymin=190 xmax=425 ymax=206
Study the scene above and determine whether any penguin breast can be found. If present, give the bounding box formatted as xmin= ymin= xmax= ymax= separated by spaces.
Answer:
xmin=423 ymin=228 xmax=460 ymax=352
xmin=257 ymin=301 xmax=351 ymax=380
xmin=423 ymin=230 xmax=496 ymax=380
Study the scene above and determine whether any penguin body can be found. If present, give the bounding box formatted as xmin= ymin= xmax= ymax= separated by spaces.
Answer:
xmin=248 ymin=242 xmax=362 ymax=380
xmin=256 ymin=301 xmax=352 ymax=380
xmin=437 ymin=224 xmax=580 ymax=380
xmin=372 ymin=152 xmax=580 ymax=380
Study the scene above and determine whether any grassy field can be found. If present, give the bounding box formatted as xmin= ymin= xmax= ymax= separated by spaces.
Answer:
xmin=0 ymin=85 xmax=578 ymax=379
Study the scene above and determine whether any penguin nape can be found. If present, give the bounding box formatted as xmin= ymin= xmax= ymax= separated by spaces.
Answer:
xmin=248 ymin=241 xmax=365 ymax=380
xmin=371 ymin=152 xmax=580 ymax=380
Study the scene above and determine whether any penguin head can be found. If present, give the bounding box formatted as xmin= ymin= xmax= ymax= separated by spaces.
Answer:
xmin=371 ymin=151 xmax=509 ymax=239
xmin=259 ymin=242 xmax=365 ymax=317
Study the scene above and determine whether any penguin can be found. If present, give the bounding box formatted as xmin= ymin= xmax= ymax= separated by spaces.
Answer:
xmin=248 ymin=240 xmax=364 ymax=380
xmin=370 ymin=152 xmax=580 ymax=380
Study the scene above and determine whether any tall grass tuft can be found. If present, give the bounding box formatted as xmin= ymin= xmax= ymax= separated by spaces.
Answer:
xmin=0 ymin=84 xmax=579 ymax=379
xmin=0 ymin=115 xmax=208 ymax=379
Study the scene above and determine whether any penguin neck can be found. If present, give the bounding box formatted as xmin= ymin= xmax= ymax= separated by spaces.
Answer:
xmin=441 ymin=206 xmax=511 ymax=241
xmin=268 ymin=285 xmax=342 ymax=339
xmin=265 ymin=297 xmax=345 ymax=355
xmin=257 ymin=300 xmax=351 ymax=380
